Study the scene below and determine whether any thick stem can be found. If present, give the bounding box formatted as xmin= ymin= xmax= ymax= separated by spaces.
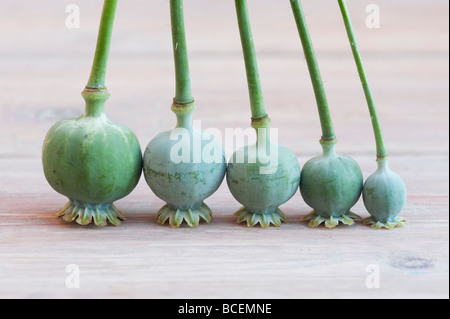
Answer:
xmin=290 ymin=0 xmax=336 ymax=141
xmin=172 ymin=100 xmax=196 ymax=130
xmin=376 ymin=156 xmax=389 ymax=171
xmin=338 ymin=0 xmax=388 ymax=157
xmin=86 ymin=0 xmax=118 ymax=89
xmin=171 ymin=0 xmax=193 ymax=103
xmin=320 ymin=139 xmax=337 ymax=156
xmin=235 ymin=0 xmax=268 ymax=120
xmin=82 ymin=88 xmax=109 ymax=117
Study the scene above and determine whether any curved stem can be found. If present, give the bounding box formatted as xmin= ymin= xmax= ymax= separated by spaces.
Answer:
xmin=87 ymin=0 xmax=118 ymax=89
xmin=235 ymin=0 xmax=267 ymax=120
xmin=290 ymin=0 xmax=336 ymax=141
xmin=171 ymin=0 xmax=193 ymax=103
xmin=338 ymin=0 xmax=387 ymax=157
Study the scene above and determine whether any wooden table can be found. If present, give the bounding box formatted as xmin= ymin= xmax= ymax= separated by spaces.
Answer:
xmin=0 ymin=0 xmax=448 ymax=299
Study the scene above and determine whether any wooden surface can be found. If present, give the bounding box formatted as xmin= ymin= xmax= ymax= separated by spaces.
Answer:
xmin=0 ymin=0 xmax=448 ymax=299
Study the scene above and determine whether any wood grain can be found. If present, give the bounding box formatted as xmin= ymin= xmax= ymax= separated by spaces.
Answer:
xmin=0 ymin=0 xmax=448 ymax=299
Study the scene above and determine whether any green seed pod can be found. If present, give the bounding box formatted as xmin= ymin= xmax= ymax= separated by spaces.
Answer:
xmin=42 ymin=0 xmax=143 ymax=226
xmin=43 ymin=89 xmax=142 ymax=226
xmin=291 ymin=0 xmax=362 ymax=228
xmin=300 ymin=141 xmax=363 ymax=228
xmin=231 ymin=0 xmax=301 ymax=227
xmin=144 ymin=0 xmax=226 ymax=227
xmin=227 ymin=128 xmax=301 ymax=228
xmin=363 ymin=158 xmax=407 ymax=229
xmin=143 ymin=102 xmax=227 ymax=228
xmin=338 ymin=0 xmax=407 ymax=229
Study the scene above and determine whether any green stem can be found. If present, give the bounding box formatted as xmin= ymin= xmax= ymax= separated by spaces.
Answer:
xmin=171 ymin=0 xmax=193 ymax=103
xmin=290 ymin=0 xmax=336 ymax=141
xmin=86 ymin=0 xmax=118 ymax=89
xmin=235 ymin=0 xmax=267 ymax=120
xmin=338 ymin=0 xmax=387 ymax=157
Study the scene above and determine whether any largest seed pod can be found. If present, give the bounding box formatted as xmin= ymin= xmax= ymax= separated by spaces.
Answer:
xmin=42 ymin=0 xmax=143 ymax=227
xmin=143 ymin=0 xmax=227 ymax=228
xmin=290 ymin=0 xmax=363 ymax=228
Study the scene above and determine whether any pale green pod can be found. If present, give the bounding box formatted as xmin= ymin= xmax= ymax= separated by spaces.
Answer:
xmin=146 ymin=0 xmax=227 ymax=228
xmin=300 ymin=141 xmax=363 ymax=228
xmin=362 ymin=158 xmax=407 ymax=229
xmin=337 ymin=0 xmax=408 ymax=229
xmin=143 ymin=102 xmax=227 ymax=228
xmin=232 ymin=0 xmax=301 ymax=227
xmin=227 ymin=128 xmax=301 ymax=228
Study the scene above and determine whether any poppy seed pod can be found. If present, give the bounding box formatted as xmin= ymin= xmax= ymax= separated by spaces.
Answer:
xmin=363 ymin=158 xmax=407 ymax=229
xmin=227 ymin=125 xmax=300 ymax=227
xmin=300 ymin=140 xmax=363 ymax=228
xmin=143 ymin=101 xmax=226 ymax=227
xmin=143 ymin=0 xmax=226 ymax=227
xmin=43 ymin=89 xmax=142 ymax=226
xmin=229 ymin=0 xmax=301 ymax=227
xmin=42 ymin=0 xmax=142 ymax=226
xmin=291 ymin=0 xmax=363 ymax=228
xmin=338 ymin=0 xmax=407 ymax=229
